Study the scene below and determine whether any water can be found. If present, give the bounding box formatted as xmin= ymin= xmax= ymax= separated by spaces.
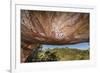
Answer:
xmin=42 ymin=42 xmax=89 ymax=50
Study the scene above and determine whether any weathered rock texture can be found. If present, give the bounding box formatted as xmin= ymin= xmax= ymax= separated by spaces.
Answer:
xmin=21 ymin=10 xmax=89 ymax=62
xmin=21 ymin=10 xmax=89 ymax=45
xmin=21 ymin=42 xmax=40 ymax=62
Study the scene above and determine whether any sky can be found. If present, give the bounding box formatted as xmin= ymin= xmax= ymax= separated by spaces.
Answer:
xmin=42 ymin=42 xmax=89 ymax=50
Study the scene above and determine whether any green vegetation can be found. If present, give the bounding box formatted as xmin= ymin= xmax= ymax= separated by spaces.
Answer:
xmin=30 ymin=48 xmax=89 ymax=62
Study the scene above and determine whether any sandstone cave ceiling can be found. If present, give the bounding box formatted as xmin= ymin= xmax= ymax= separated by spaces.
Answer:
xmin=21 ymin=10 xmax=89 ymax=45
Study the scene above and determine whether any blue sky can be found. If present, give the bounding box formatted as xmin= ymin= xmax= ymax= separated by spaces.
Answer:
xmin=42 ymin=42 xmax=89 ymax=50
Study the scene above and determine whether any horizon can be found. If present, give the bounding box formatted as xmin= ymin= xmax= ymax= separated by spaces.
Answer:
xmin=42 ymin=42 xmax=89 ymax=50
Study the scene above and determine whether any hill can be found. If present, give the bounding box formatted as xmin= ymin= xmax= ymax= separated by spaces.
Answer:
xmin=29 ymin=48 xmax=89 ymax=62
